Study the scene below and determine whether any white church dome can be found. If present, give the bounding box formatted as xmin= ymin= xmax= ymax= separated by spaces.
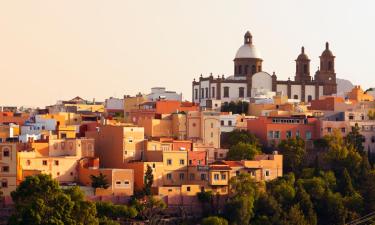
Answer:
xmin=235 ymin=44 xmax=262 ymax=59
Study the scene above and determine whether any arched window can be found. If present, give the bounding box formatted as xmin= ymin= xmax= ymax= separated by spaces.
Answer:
xmin=244 ymin=65 xmax=248 ymax=74
xmin=258 ymin=66 xmax=261 ymax=72
xmin=328 ymin=61 xmax=332 ymax=70
xmin=238 ymin=65 xmax=242 ymax=74
xmin=251 ymin=65 xmax=256 ymax=74
xmin=307 ymin=95 xmax=313 ymax=102
xmin=239 ymin=87 xmax=245 ymax=98
xmin=294 ymin=95 xmax=299 ymax=100
xmin=223 ymin=87 xmax=230 ymax=98
xmin=303 ymin=64 xmax=308 ymax=74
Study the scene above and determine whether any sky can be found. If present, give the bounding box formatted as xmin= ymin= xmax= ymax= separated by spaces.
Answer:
xmin=0 ymin=0 xmax=374 ymax=107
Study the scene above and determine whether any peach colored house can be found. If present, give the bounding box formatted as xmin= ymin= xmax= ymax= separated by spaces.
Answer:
xmin=187 ymin=111 xmax=221 ymax=148
xmin=17 ymin=138 xmax=95 ymax=184
xmin=0 ymin=143 xmax=20 ymax=196
xmin=86 ymin=124 xmax=145 ymax=168
xmin=77 ymin=158 xmax=134 ymax=196
xmin=347 ymin=86 xmax=374 ymax=102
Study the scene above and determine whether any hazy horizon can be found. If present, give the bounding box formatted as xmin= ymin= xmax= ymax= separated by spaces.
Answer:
xmin=1 ymin=1 xmax=374 ymax=107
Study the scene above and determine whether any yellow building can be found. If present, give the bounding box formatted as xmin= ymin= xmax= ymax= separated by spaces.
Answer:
xmin=187 ymin=111 xmax=221 ymax=148
xmin=124 ymin=94 xmax=147 ymax=122
xmin=0 ymin=124 xmax=19 ymax=142
xmin=17 ymin=138 xmax=95 ymax=184
xmin=0 ymin=143 xmax=19 ymax=196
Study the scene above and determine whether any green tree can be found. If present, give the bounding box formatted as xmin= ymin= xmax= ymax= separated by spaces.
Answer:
xmin=143 ymin=164 xmax=154 ymax=196
xmin=345 ymin=123 xmax=365 ymax=153
xmin=295 ymin=183 xmax=317 ymax=225
xmin=201 ymin=216 xmax=228 ymax=225
xmin=9 ymin=174 xmax=98 ymax=225
xmin=339 ymin=169 xmax=355 ymax=196
xmin=283 ymin=204 xmax=309 ymax=225
xmin=278 ymin=137 xmax=306 ymax=174
xmin=224 ymin=173 xmax=258 ymax=225
xmin=227 ymin=142 xmax=260 ymax=160
xmin=252 ymin=193 xmax=282 ymax=225
xmin=225 ymin=130 xmax=261 ymax=148
xmin=96 ymin=201 xmax=137 ymax=222
xmin=197 ymin=190 xmax=214 ymax=216
xmin=90 ymin=173 xmax=110 ymax=189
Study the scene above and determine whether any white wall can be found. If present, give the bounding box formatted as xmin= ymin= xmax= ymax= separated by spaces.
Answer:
xmin=276 ymin=84 xmax=288 ymax=96
xmin=105 ymin=98 xmax=124 ymax=110
xmin=251 ymin=72 xmax=272 ymax=96
xmin=221 ymin=83 xmax=248 ymax=103
xmin=305 ymin=85 xmax=315 ymax=101
xmin=291 ymin=85 xmax=302 ymax=100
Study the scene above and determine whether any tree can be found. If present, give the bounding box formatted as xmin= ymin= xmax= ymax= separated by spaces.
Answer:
xmin=227 ymin=142 xmax=260 ymax=160
xmin=278 ymin=137 xmax=306 ymax=173
xmin=345 ymin=123 xmax=365 ymax=153
xmin=96 ymin=201 xmax=137 ymax=222
xmin=224 ymin=173 xmax=258 ymax=225
xmin=201 ymin=216 xmax=228 ymax=225
xmin=143 ymin=165 xmax=154 ymax=196
xmin=134 ymin=196 xmax=166 ymax=225
xmin=91 ymin=173 xmax=110 ymax=189
xmin=225 ymin=130 xmax=261 ymax=148
xmin=283 ymin=204 xmax=309 ymax=225
xmin=295 ymin=183 xmax=317 ymax=225
xmin=339 ymin=169 xmax=355 ymax=196
xmin=252 ymin=193 xmax=282 ymax=225
xmin=9 ymin=174 xmax=98 ymax=225
xmin=197 ymin=190 xmax=214 ymax=216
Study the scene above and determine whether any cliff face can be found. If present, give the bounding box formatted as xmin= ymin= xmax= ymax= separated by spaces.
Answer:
xmin=337 ymin=78 xmax=354 ymax=96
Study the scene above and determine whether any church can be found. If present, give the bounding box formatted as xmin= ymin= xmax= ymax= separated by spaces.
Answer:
xmin=192 ymin=31 xmax=337 ymax=107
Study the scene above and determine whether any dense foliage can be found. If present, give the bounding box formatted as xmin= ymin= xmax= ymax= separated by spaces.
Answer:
xmin=90 ymin=173 xmax=110 ymax=189
xmin=221 ymin=101 xmax=249 ymax=114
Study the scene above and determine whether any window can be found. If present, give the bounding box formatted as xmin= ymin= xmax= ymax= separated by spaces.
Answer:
xmin=239 ymin=87 xmax=245 ymax=98
xmin=221 ymin=174 xmax=226 ymax=180
xmin=245 ymin=65 xmax=248 ymax=74
xmin=286 ymin=131 xmax=292 ymax=138
xmin=3 ymin=149 xmax=9 ymax=157
xmin=294 ymin=95 xmax=298 ymax=100
xmin=349 ymin=114 xmax=354 ymax=120
xmin=201 ymin=174 xmax=206 ymax=181
xmin=303 ymin=64 xmax=308 ymax=73
xmin=327 ymin=127 xmax=332 ymax=133
xmin=328 ymin=61 xmax=332 ymax=70
xmin=187 ymin=186 xmax=191 ymax=192
xmin=251 ymin=65 xmax=256 ymax=74
xmin=212 ymin=87 xmax=215 ymax=98
xmin=201 ymin=88 xmax=204 ymax=98
xmin=307 ymin=95 xmax=313 ymax=102
xmin=152 ymin=163 xmax=155 ymax=168
xmin=42 ymin=160 xmax=47 ymax=166
xmin=70 ymin=172 xmax=74 ymax=176
xmin=274 ymin=131 xmax=280 ymax=139
xmin=167 ymin=159 xmax=172 ymax=165
xmin=238 ymin=65 xmax=242 ymax=74
xmin=268 ymin=131 xmax=274 ymax=139
xmin=210 ymin=132 xmax=214 ymax=138
xmin=179 ymin=159 xmax=185 ymax=165
xmin=26 ymin=160 xmax=31 ymax=166
xmin=228 ymin=120 xmax=232 ymax=126
xmin=223 ymin=87 xmax=229 ymax=98
xmin=221 ymin=120 xmax=224 ymax=126
xmin=2 ymin=166 xmax=9 ymax=172
xmin=205 ymin=88 xmax=209 ymax=98
xmin=168 ymin=189 xmax=172 ymax=192
xmin=188 ymin=160 xmax=192 ymax=165
xmin=306 ymin=131 xmax=312 ymax=140
xmin=258 ymin=66 xmax=261 ymax=72
xmin=265 ymin=170 xmax=270 ymax=177
xmin=167 ymin=174 xmax=172 ymax=180
xmin=179 ymin=173 xmax=185 ymax=180
xmin=57 ymin=172 xmax=60 ymax=176
xmin=61 ymin=133 xmax=67 ymax=139
xmin=211 ymin=123 xmax=214 ymax=128
xmin=236 ymin=171 xmax=240 ymax=176
xmin=195 ymin=89 xmax=198 ymax=100
xmin=54 ymin=160 xmax=59 ymax=166
xmin=214 ymin=174 xmax=219 ymax=180
xmin=189 ymin=173 xmax=195 ymax=180
xmin=1 ymin=180 xmax=7 ymax=188
xmin=197 ymin=160 xmax=201 ymax=165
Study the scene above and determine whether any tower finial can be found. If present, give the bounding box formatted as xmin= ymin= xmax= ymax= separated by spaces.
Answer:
xmin=244 ymin=31 xmax=252 ymax=44
xmin=326 ymin=42 xmax=329 ymax=50
xmin=301 ymin=46 xmax=305 ymax=54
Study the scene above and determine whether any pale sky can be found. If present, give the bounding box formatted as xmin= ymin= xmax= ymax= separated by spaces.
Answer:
xmin=0 ymin=0 xmax=374 ymax=107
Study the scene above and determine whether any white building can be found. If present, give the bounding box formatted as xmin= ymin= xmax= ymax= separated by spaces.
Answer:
xmin=220 ymin=113 xmax=238 ymax=133
xmin=147 ymin=87 xmax=182 ymax=102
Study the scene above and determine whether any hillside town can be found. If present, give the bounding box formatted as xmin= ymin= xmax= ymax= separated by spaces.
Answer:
xmin=1 ymin=32 xmax=375 ymax=225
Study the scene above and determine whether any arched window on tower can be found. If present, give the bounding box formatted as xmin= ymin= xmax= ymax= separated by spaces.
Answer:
xmin=239 ymin=87 xmax=245 ymax=98
xmin=245 ymin=65 xmax=248 ymax=75
xmin=308 ymin=95 xmax=313 ymax=102
xmin=294 ymin=95 xmax=299 ymax=100
xmin=251 ymin=65 xmax=256 ymax=74
xmin=238 ymin=65 xmax=242 ymax=74
xmin=258 ymin=66 xmax=261 ymax=72
xmin=328 ymin=61 xmax=332 ymax=71
xmin=303 ymin=64 xmax=308 ymax=74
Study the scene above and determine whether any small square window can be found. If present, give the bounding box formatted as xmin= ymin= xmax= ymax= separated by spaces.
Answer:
xmin=187 ymin=186 xmax=191 ymax=192
xmin=179 ymin=173 xmax=185 ymax=180
xmin=167 ymin=159 xmax=172 ymax=165
xmin=3 ymin=150 xmax=9 ymax=157
xmin=214 ymin=174 xmax=219 ymax=180
xmin=1 ymin=180 xmax=7 ymax=188
xmin=221 ymin=174 xmax=226 ymax=180
xmin=179 ymin=159 xmax=185 ymax=165
xmin=42 ymin=160 xmax=48 ymax=166
xmin=54 ymin=160 xmax=59 ymax=166
xmin=167 ymin=174 xmax=172 ymax=180
xmin=2 ymin=166 xmax=9 ymax=172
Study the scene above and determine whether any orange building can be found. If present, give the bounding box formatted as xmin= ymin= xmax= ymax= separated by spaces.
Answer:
xmin=247 ymin=115 xmax=318 ymax=146
xmin=347 ymin=85 xmax=374 ymax=102
xmin=309 ymin=96 xmax=356 ymax=111
xmin=0 ymin=143 xmax=20 ymax=197
xmin=0 ymin=112 xmax=29 ymax=126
